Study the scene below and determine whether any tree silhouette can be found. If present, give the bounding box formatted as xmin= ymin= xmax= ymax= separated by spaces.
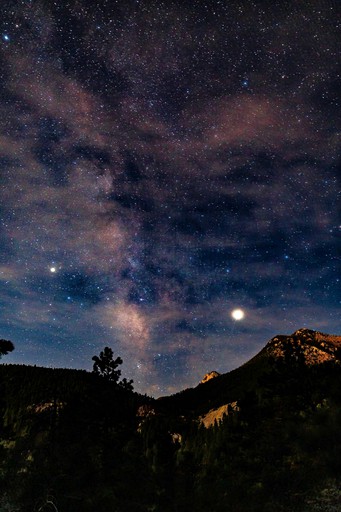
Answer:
xmin=92 ymin=347 xmax=133 ymax=390
xmin=0 ymin=339 xmax=14 ymax=359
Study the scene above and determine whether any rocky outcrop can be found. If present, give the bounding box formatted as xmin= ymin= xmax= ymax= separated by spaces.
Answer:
xmin=171 ymin=432 xmax=182 ymax=444
xmin=28 ymin=400 xmax=65 ymax=414
xmin=137 ymin=404 xmax=156 ymax=433
xmin=137 ymin=404 xmax=155 ymax=418
xmin=201 ymin=371 xmax=220 ymax=384
xmin=200 ymin=402 xmax=239 ymax=428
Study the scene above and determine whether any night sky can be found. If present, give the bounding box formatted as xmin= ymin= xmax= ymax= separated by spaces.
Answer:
xmin=0 ymin=0 xmax=339 ymax=396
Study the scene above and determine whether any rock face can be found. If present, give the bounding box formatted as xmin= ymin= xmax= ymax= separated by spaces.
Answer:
xmin=265 ymin=328 xmax=341 ymax=365
xmin=201 ymin=371 xmax=220 ymax=384
xmin=200 ymin=402 xmax=239 ymax=428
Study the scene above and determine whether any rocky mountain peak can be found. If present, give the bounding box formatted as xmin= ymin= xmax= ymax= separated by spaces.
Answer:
xmin=201 ymin=371 xmax=220 ymax=384
xmin=266 ymin=329 xmax=341 ymax=365
xmin=292 ymin=328 xmax=317 ymax=336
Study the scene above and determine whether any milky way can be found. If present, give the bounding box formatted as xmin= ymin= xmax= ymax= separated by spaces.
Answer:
xmin=0 ymin=1 xmax=339 ymax=395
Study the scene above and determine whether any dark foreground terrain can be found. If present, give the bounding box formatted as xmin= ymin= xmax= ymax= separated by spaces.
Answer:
xmin=0 ymin=328 xmax=340 ymax=511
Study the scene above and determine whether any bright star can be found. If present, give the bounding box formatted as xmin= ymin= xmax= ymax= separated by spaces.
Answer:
xmin=231 ymin=309 xmax=245 ymax=321
xmin=50 ymin=267 xmax=57 ymax=273
xmin=3 ymin=34 xmax=10 ymax=42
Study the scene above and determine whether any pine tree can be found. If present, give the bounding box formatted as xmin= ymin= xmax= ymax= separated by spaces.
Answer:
xmin=0 ymin=339 xmax=14 ymax=359
xmin=92 ymin=347 xmax=133 ymax=389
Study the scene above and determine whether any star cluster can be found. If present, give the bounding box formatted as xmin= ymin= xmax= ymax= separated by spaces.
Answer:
xmin=0 ymin=0 xmax=339 ymax=395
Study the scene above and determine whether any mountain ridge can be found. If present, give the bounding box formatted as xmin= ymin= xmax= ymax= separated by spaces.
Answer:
xmin=156 ymin=328 xmax=341 ymax=416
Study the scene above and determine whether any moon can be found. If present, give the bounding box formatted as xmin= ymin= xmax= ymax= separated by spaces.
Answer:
xmin=231 ymin=308 xmax=245 ymax=321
